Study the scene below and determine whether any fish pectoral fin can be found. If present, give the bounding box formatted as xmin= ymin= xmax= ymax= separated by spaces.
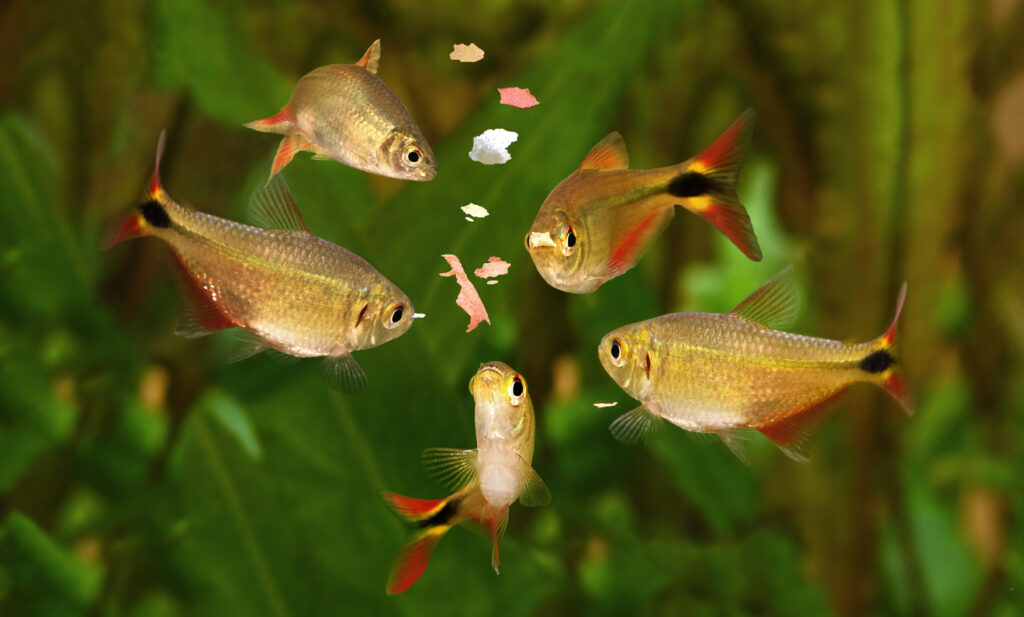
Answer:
xmin=579 ymin=131 xmax=629 ymax=171
xmin=729 ymin=266 xmax=800 ymax=330
xmin=716 ymin=428 xmax=760 ymax=466
xmin=321 ymin=353 xmax=368 ymax=394
xmin=421 ymin=448 xmax=479 ymax=491
xmin=310 ymin=152 xmax=332 ymax=161
xmin=249 ymin=176 xmax=310 ymax=232
xmin=356 ymin=39 xmax=381 ymax=74
xmin=513 ymin=454 xmax=551 ymax=507
xmin=608 ymin=404 xmax=663 ymax=445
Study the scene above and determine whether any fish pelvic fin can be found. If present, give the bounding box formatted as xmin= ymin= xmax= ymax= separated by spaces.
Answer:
xmin=862 ymin=283 xmax=911 ymax=415
xmin=243 ymin=108 xmax=294 ymax=134
xmin=267 ymin=133 xmax=314 ymax=185
xmin=321 ymin=353 xmax=368 ymax=394
xmin=104 ymin=131 xmax=174 ymax=249
xmin=382 ymin=490 xmax=461 ymax=594
xmin=356 ymin=39 xmax=381 ymax=74
xmin=671 ymin=108 xmax=762 ymax=261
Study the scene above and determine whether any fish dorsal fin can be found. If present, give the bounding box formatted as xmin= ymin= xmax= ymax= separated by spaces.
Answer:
xmin=514 ymin=454 xmax=551 ymax=507
xmin=608 ymin=404 xmax=662 ymax=445
xmin=356 ymin=39 xmax=381 ymax=74
xmin=730 ymin=266 xmax=799 ymax=329
xmin=322 ymin=353 xmax=367 ymax=393
xmin=579 ymin=132 xmax=629 ymax=171
xmin=421 ymin=448 xmax=478 ymax=491
xmin=249 ymin=176 xmax=310 ymax=232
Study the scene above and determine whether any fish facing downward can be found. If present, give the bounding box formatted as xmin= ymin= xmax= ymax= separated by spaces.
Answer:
xmin=597 ymin=268 xmax=910 ymax=462
xmin=105 ymin=132 xmax=414 ymax=392
xmin=245 ymin=39 xmax=436 ymax=183
xmin=382 ymin=362 xmax=550 ymax=595
xmin=525 ymin=109 xmax=762 ymax=293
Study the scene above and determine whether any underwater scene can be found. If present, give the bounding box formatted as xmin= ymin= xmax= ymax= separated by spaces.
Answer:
xmin=1 ymin=1 xmax=1022 ymax=615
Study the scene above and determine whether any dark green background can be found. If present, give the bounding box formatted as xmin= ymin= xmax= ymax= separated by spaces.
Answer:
xmin=1 ymin=1 xmax=1021 ymax=615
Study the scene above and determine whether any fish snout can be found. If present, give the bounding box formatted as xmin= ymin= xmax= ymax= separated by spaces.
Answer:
xmin=526 ymin=231 xmax=556 ymax=249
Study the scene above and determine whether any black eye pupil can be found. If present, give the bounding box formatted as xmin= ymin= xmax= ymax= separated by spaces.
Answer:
xmin=391 ymin=306 xmax=403 ymax=323
xmin=566 ymin=229 xmax=576 ymax=248
xmin=512 ymin=378 xmax=523 ymax=397
xmin=611 ymin=341 xmax=620 ymax=359
xmin=408 ymin=150 xmax=420 ymax=163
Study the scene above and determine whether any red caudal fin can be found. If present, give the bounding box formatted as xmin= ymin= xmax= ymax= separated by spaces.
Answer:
xmin=382 ymin=491 xmax=459 ymax=594
xmin=670 ymin=108 xmax=762 ymax=261
xmin=243 ymin=108 xmax=294 ymax=134
xmin=862 ymin=283 xmax=911 ymax=414
xmin=104 ymin=131 xmax=170 ymax=249
xmin=385 ymin=527 xmax=447 ymax=595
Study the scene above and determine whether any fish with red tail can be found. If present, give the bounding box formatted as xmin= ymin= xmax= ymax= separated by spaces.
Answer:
xmin=245 ymin=39 xmax=436 ymax=184
xmin=525 ymin=109 xmax=761 ymax=293
xmin=382 ymin=362 xmax=550 ymax=594
xmin=105 ymin=132 xmax=415 ymax=392
xmin=597 ymin=268 xmax=910 ymax=462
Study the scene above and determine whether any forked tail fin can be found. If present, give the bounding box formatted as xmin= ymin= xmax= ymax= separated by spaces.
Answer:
xmin=381 ymin=492 xmax=459 ymax=595
xmin=670 ymin=108 xmax=762 ymax=261
xmin=861 ymin=283 xmax=911 ymax=414
xmin=104 ymin=131 xmax=173 ymax=249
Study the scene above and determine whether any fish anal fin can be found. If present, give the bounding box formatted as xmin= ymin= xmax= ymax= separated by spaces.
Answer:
xmin=606 ymin=207 xmax=674 ymax=277
xmin=322 ymin=352 xmax=367 ymax=393
xmin=385 ymin=526 xmax=447 ymax=595
xmin=608 ymin=404 xmax=663 ymax=445
xmin=421 ymin=448 xmax=478 ymax=492
xmin=244 ymin=108 xmax=294 ymax=134
xmin=249 ymin=176 xmax=309 ymax=231
xmin=513 ymin=453 xmax=550 ymax=507
xmin=730 ymin=266 xmax=800 ymax=330
xmin=268 ymin=133 xmax=314 ymax=184
xmin=170 ymin=255 xmax=236 ymax=338
xmin=579 ymin=132 xmax=629 ymax=171
xmin=756 ymin=387 xmax=849 ymax=463
xmin=357 ymin=39 xmax=381 ymax=74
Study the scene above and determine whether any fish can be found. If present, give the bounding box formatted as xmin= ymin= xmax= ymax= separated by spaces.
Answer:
xmin=245 ymin=39 xmax=436 ymax=183
xmin=525 ymin=109 xmax=762 ymax=293
xmin=382 ymin=362 xmax=550 ymax=594
xmin=596 ymin=268 xmax=910 ymax=462
xmin=105 ymin=132 xmax=415 ymax=392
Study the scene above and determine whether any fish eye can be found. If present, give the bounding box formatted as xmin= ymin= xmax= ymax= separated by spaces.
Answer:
xmin=561 ymin=224 xmax=577 ymax=255
xmin=406 ymin=147 xmax=422 ymax=164
xmin=507 ymin=373 xmax=526 ymax=405
xmin=610 ymin=337 xmax=628 ymax=367
xmin=384 ymin=302 xmax=405 ymax=329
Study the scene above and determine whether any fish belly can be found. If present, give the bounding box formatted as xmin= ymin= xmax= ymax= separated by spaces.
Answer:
xmin=476 ymin=443 xmax=521 ymax=510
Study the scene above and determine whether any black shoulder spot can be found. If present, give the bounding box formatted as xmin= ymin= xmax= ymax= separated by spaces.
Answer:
xmin=859 ymin=349 xmax=894 ymax=374
xmin=667 ymin=171 xmax=717 ymax=198
xmin=140 ymin=199 xmax=171 ymax=228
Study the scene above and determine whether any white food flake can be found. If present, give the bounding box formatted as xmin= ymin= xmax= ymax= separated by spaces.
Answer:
xmin=469 ymin=129 xmax=518 ymax=165
xmin=461 ymin=203 xmax=489 ymax=219
xmin=593 ymin=402 xmax=619 ymax=408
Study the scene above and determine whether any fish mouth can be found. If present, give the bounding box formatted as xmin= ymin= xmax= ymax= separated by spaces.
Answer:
xmin=526 ymin=231 xmax=556 ymax=249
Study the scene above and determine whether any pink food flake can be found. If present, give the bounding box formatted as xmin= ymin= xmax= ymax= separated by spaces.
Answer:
xmin=498 ymin=87 xmax=539 ymax=109
xmin=440 ymin=254 xmax=491 ymax=332
xmin=473 ymin=257 xmax=510 ymax=279
xmin=450 ymin=43 xmax=485 ymax=63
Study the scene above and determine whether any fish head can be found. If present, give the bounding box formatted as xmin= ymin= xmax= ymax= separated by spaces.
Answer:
xmin=525 ymin=200 xmax=596 ymax=293
xmin=470 ymin=362 xmax=535 ymax=455
xmin=379 ymin=128 xmax=436 ymax=181
xmin=598 ymin=325 xmax=652 ymax=398
xmin=353 ymin=284 xmax=415 ymax=349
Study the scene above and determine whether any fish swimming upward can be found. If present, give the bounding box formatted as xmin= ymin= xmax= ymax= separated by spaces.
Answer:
xmin=382 ymin=362 xmax=550 ymax=594
xmin=105 ymin=132 xmax=415 ymax=392
xmin=525 ymin=109 xmax=761 ymax=293
xmin=597 ymin=268 xmax=910 ymax=462
xmin=245 ymin=39 xmax=436 ymax=183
